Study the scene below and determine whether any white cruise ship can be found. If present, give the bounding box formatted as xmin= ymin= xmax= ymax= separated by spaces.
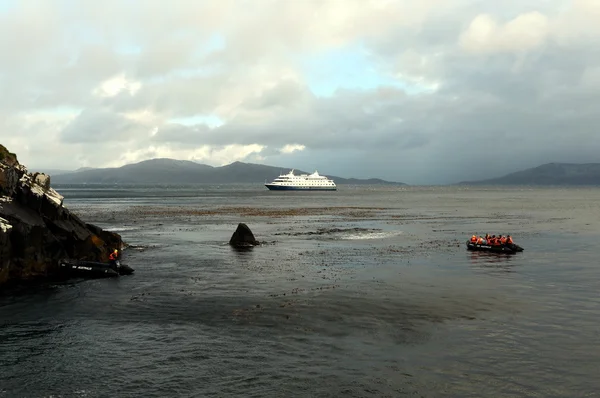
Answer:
xmin=265 ymin=170 xmax=337 ymax=191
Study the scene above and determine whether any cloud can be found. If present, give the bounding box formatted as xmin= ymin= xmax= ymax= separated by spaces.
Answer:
xmin=2 ymin=0 xmax=600 ymax=184
xmin=459 ymin=12 xmax=549 ymax=54
xmin=105 ymin=143 xmax=265 ymax=168
xmin=60 ymin=108 xmax=151 ymax=143
xmin=93 ymin=74 xmax=142 ymax=98
xmin=280 ymin=144 xmax=306 ymax=154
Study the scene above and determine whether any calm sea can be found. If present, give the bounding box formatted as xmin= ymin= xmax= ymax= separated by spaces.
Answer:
xmin=1 ymin=184 xmax=599 ymax=397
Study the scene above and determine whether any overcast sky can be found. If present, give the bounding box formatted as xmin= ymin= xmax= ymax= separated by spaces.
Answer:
xmin=1 ymin=0 xmax=599 ymax=184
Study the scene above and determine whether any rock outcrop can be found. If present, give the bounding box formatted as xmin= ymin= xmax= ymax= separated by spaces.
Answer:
xmin=0 ymin=145 xmax=123 ymax=287
xmin=229 ymin=223 xmax=259 ymax=248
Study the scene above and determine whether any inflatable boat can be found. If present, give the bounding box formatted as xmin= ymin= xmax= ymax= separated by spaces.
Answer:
xmin=58 ymin=259 xmax=135 ymax=278
xmin=466 ymin=241 xmax=524 ymax=254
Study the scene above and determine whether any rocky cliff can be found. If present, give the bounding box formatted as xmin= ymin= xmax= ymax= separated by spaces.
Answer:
xmin=0 ymin=145 xmax=123 ymax=287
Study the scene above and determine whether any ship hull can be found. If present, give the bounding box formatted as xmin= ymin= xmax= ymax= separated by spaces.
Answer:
xmin=265 ymin=184 xmax=336 ymax=191
xmin=465 ymin=241 xmax=524 ymax=253
xmin=57 ymin=259 xmax=135 ymax=278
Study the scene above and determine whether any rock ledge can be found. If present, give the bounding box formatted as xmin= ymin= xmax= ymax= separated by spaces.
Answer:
xmin=0 ymin=145 xmax=122 ymax=286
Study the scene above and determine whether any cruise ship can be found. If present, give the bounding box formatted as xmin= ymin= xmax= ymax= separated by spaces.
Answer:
xmin=265 ymin=170 xmax=337 ymax=191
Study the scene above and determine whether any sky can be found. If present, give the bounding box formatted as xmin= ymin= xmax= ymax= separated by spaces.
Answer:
xmin=1 ymin=0 xmax=600 ymax=185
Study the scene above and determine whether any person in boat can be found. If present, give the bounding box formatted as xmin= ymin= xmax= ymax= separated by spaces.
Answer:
xmin=506 ymin=235 xmax=514 ymax=245
xmin=470 ymin=235 xmax=478 ymax=244
xmin=108 ymin=249 xmax=119 ymax=268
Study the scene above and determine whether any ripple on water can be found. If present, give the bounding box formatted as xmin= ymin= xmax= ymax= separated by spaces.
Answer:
xmin=2 ymin=186 xmax=600 ymax=397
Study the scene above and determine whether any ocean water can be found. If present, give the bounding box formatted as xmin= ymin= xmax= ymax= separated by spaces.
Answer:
xmin=1 ymin=184 xmax=600 ymax=397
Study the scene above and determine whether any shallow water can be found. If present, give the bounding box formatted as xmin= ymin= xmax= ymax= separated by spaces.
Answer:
xmin=1 ymin=185 xmax=600 ymax=397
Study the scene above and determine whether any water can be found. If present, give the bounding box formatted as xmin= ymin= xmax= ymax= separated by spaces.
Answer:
xmin=1 ymin=185 xmax=600 ymax=397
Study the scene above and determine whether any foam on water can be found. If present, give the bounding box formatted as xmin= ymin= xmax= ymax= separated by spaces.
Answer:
xmin=340 ymin=230 xmax=404 ymax=240
xmin=105 ymin=226 xmax=141 ymax=232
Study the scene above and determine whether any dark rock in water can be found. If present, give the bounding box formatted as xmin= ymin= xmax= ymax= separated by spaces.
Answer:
xmin=229 ymin=223 xmax=259 ymax=247
xmin=0 ymin=144 xmax=123 ymax=287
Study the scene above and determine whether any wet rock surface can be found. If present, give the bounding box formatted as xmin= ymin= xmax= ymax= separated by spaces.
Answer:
xmin=229 ymin=222 xmax=260 ymax=247
xmin=0 ymin=145 xmax=123 ymax=287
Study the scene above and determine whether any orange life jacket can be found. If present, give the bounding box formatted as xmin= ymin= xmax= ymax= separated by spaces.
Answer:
xmin=500 ymin=237 xmax=507 ymax=244
xmin=507 ymin=237 xmax=513 ymax=244
xmin=470 ymin=236 xmax=477 ymax=243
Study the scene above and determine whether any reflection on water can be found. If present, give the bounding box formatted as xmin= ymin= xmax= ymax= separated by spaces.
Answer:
xmin=467 ymin=250 xmax=518 ymax=273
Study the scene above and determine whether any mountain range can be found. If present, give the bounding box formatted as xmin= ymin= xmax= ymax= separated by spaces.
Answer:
xmin=48 ymin=159 xmax=405 ymax=185
xmin=457 ymin=163 xmax=600 ymax=186
xmin=36 ymin=160 xmax=600 ymax=186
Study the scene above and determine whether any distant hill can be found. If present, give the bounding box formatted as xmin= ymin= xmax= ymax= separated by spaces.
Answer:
xmin=50 ymin=159 xmax=405 ymax=185
xmin=458 ymin=163 xmax=600 ymax=186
